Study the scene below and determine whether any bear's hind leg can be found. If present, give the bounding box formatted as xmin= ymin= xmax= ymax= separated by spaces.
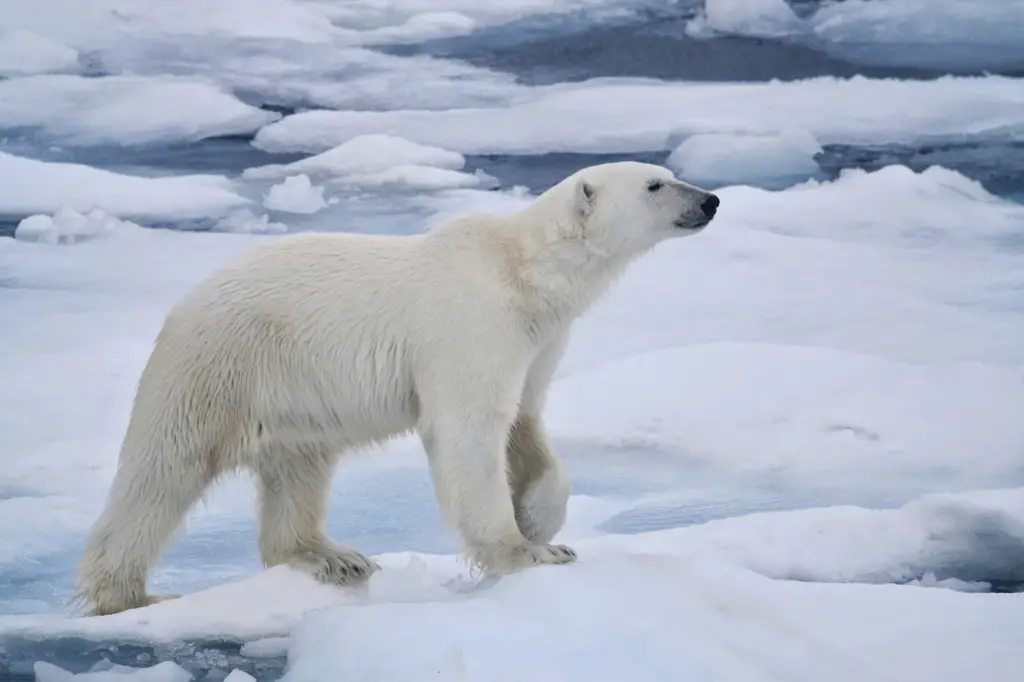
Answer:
xmin=255 ymin=444 xmax=378 ymax=587
xmin=75 ymin=451 xmax=212 ymax=616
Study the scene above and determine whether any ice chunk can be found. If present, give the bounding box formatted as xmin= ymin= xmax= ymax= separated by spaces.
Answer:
xmin=339 ymin=11 xmax=477 ymax=45
xmin=718 ymin=165 xmax=1024 ymax=248
xmin=282 ymin=548 xmax=1024 ymax=682
xmin=14 ymin=207 xmax=141 ymax=245
xmin=691 ymin=0 xmax=804 ymax=39
xmin=223 ymin=671 xmax=257 ymax=682
xmin=809 ymin=0 xmax=1024 ymax=71
xmin=667 ymin=129 xmax=822 ymax=188
xmin=0 ymin=75 xmax=279 ymax=147
xmin=243 ymin=134 xmax=466 ymax=181
xmin=0 ymin=29 xmax=78 ymax=76
xmin=263 ymin=175 xmax=330 ymax=215
xmin=0 ymin=0 xmax=339 ymax=46
xmin=239 ymin=637 xmax=290 ymax=658
xmin=548 ymin=342 xmax=1024 ymax=482
xmin=215 ymin=208 xmax=288 ymax=234
xmin=330 ymin=166 xmax=490 ymax=191
xmin=0 ymin=152 xmax=250 ymax=222
xmin=252 ymin=75 xmax=1024 ymax=155
xmin=3 ymin=489 xmax=1021 ymax=648
xmin=33 ymin=660 xmax=191 ymax=682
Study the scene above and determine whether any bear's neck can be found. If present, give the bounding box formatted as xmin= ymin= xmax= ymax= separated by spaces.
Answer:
xmin=498 ymin=210 xmax=639 ymax=334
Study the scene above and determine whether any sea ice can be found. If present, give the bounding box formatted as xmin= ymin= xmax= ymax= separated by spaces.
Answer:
xmin=329 ymin=165 xmax=490 ymax=191
xmin=242 ymin=134 xmax=467 ymax=181
xmin=337 ymin=11 xmax=477 ymax=45
xmin=0 ymin=152 xmax=250 ymax=223
xmin=0 ymin=29 xmax=78 ymax=77
xmin=34 ymin=660 xmax=192 ymax=682
xmin=667 ymin=129 xmax=822 ymax=188
xmin=252 ymin=75 xmax=1024 ymax=155
xmin=263 ymin=175 xmax=330 ymax=215
xmin=690 ymin=0 xmax=803 ymax=39
xmin=14 ymin=208 xmax=141 ymax=245
xmin=0 ymin=0 xmax=339 ymax=47
xmin=0 ymin=75 xmax=279 ymax=147
xmin=2 ymin=489 xmax=1022 ymax=681
xmin=281 ymin=552 xmax=1024 ymax=682
xmin=808 ymin=0 xmax=1024 ymax=72
xmin=546 ymin=342 xmax=1024 ymax=483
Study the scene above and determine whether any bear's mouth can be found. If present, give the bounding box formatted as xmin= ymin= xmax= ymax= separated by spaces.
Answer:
xmin=674 ymin=217 xmax=712 ymax=230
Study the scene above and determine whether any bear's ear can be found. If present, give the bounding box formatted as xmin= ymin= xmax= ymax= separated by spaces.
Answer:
xmin=574 ymin=179 xmax=596 ymax=219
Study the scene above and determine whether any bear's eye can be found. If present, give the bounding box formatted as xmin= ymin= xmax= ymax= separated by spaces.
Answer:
xmin=647 ymin=181 xmax=664 ymax=192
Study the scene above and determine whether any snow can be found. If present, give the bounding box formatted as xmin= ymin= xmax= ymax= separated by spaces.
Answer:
xmin=35 ymin=660 xmax=192 ymax=682
xmin=808 ymin=0 xmax=1024 ymax=71
xmin=330 ymin=165 xmax=491 ymax=191
xmin=15 ymin=208 xmax=142 ymax=245
xmin=0 ymin=75 xmax=279 ymax=147
xmin=242 ymin=135 xmax=467 ymax=181
xmin=685 ymin=1 xmax=1024 ymax=72
xmin=0 ymin=29 xmax=78 ymax=77
xmin=547 ymin=342 xmax=1024 ymax=482
xmin=282 ymin=555 xmax=1023 ymax=682
xmin=0 ymin=0 xmax=339 ymax=47
xmin=252 ymin=75 xmax=1024 ymax=155
xmin=692 ymin=0 xmax=802 ymax=39
xmin=263 ymin=176 xmax=330 ymax=215
xmin=338 ymin=11 xmax=478 ymax=45
xmin=0 ymin=152 xmax=250 ymax=224
xmin=3 ymin=490 xmax=1023 ymax=680
xmin=667 ymin=129 xmax=822 ymax=188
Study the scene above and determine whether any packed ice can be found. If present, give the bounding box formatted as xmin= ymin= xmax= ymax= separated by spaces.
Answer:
xmin=252 ymin=75 xmax=1024 ymax=155
xmin=262 ymin=176 xmax=330 ymax=215
xmin=0 ymin=75 xmax=279 ymax=147
xmin=0 ymin=0 xmax=1022 ymax=681
xmin=0 ymin=29 xmax=78 ymax=77
xmin=667 ymin=129 xmax=823 ymax=188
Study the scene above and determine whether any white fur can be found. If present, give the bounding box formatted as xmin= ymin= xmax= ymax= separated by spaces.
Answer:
xmin=74 ymin=161 xmax=718 ymax=615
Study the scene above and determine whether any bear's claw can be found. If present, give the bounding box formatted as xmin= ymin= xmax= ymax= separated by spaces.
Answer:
xmin=289 ymin=543 xmax=380 ymax=587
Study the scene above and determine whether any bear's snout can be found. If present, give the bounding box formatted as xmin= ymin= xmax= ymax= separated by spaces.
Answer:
xmin=700 ymin=194 xmax=720 ymax=219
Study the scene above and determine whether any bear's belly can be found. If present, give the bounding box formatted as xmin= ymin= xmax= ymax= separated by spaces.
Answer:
xmin=250 ymin=370 xmax=420 ymax=454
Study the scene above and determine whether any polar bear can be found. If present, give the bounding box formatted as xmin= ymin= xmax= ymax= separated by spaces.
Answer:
xmin=74 ymin=161 xmax=719 ymax=616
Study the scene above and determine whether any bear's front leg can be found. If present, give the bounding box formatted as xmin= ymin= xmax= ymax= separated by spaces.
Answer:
xmin=508 ymin=414 xmax=571 ymax=544
xmin=417 ymin=375 xmax=577 ymax=576
xmin=256 ymin=446 xmax=379 ymax=586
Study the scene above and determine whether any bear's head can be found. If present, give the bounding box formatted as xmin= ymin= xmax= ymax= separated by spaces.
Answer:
xmin=569 ymin=161 xmax=719 ymax=258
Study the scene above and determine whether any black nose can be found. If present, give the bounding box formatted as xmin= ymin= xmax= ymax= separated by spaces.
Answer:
xmin=701 ymin=194 xmax=720 ymax=219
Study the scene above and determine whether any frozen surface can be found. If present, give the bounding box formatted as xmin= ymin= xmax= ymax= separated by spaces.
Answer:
xmin=0 ymin=29 xmax=78 ymax=77
xmin=252 ymin=75 xmax=1024 ymax=155
xmin=262 ymin=176 xmax=329 ymax=215
xmin=683 ymin=1 xmax=1024 ymax=72
xmin=2 ymin=489 xmax=1023 ymax=680
xmin=691 ymin=0 xmax=802 ymax=39
xmin=0 ymin=152 xmax=250 ymax=223
xmin=547 ymin=342 xmax=1024 ymax=483
xmin=243 ymin=135 xmax=466 ymax=181
xmin=282 ymin=556 xmax=1024 ymax=682
xmin=35 ymin=660 xmax=193 ymax=682
xmin=0 ymin=0 xmax=339 ymax=46
xmin=808 ymin=0 xmax=1024 ymax=72
xmin=0 ymin=75 xmax=279 ymax=147
xmin=14 ymin=208 xmax=142 ymax=245
xmin=667 ymin=129 xmax=822 ymax=188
